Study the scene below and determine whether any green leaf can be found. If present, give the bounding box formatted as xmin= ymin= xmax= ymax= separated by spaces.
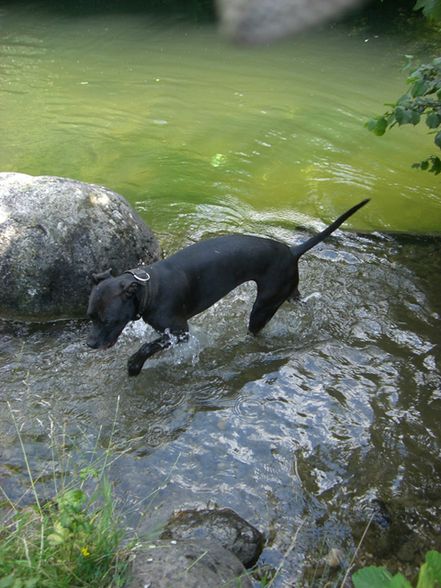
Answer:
xmin=426 ymin=112 xmax=441 ymax=128
xmin=413 ymin=156 xmax=441 ymax=173
xmin=410 ymin=110 xmax=421 ymax=125
xmin=434 ymin=131 xmax=441 ymax=148
xmin=352 ymin=567 xmax=414 ymax=588
xmin=352 ymin=566 xmax=393 ymax=588
xmin=47 ymin=533 xmax=64 ymax=545
xmin=397 ymin=94 xmax=409 ymax=106
xmin=366 ymin=116 xmax=388 ymax=136
xmin=59 ymin=488 xmax=86 ymax=512
xmin=430 ymin=156 xmax=441 ymax=173
xmin=416 ymin=562 xmax=435 ymax=588
xmin=425 ymin=550 xmax=441 ymax=582
xmin=389 ymin=573 xmax=414 ymax=588
xmin=47 ymin=521 xmax=70 ymax=545
xmin=411 ymin=78 xmax=429 ymax=97
xmin=395 ymin=107 xmax=413 ymax=125
xmin=60 ymin=512 xmax=74 ymax=528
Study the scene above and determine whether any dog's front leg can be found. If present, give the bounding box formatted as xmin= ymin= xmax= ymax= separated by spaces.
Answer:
xmin=127 ymin=330 xmax=189 ymax=377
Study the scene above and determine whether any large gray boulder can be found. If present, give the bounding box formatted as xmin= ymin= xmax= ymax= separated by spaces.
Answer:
xmin=0 ymin=173 xmax=160 ymax=321
xmin=127 ymin=540 xmax=252 ymax=588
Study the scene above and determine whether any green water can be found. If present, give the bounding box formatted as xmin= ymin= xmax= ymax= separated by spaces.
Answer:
xmin=1 ymin=3 xmax=440 ymax=234
xmin=1 ymin=4 xmax=441 ymax=585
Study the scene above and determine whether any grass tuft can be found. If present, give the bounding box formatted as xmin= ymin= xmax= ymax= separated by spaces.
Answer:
xmin=0 ymin=399 xmax=132 ymax=588
xmin=0 ymin=475 xmax=129 ymax=587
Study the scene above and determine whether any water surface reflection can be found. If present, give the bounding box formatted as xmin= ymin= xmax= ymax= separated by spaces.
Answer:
xmin=1 ymin=222 xmax=440 ymax=583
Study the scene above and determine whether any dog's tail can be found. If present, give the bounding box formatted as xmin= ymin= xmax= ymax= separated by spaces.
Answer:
xmin=290 ymin=199 xmax=369 ymax=259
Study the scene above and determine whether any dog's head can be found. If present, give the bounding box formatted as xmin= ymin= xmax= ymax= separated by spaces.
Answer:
xmin=86 ymin=269 xmax=140 ymax=350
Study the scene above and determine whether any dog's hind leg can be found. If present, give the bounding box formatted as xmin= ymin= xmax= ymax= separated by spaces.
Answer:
xmin=248 ymin=284 xmax=292 ymax=335
xmin=248 ymin=302 xmax=282 ymax=335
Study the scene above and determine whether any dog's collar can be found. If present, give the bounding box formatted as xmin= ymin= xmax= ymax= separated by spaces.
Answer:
xmin=124 ymin=268 xmax=151 ymax=319
xmin=125 ymin=269 xmax=151 ymax=283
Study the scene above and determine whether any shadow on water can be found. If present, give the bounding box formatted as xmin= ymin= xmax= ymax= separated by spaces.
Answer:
xmin=1 ymin=220 xmax=441 ymax=583
xmin=0 ymin=0 xmax=216 ymax=21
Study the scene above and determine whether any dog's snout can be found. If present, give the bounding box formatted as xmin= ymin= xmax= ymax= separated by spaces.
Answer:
xmin=86 ymin=323 xmax=121 ymax=350
xmin=87 ymin=325 xmax=103 ymax=349
xmin=87 ymin=336 xmax=99 ymax=349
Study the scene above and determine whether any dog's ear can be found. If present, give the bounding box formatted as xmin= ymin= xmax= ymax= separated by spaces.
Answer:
xmin=92 ymin=268 xmax=113 ymax=284
xmin=121 ymin=281 xmax=138 ymax=299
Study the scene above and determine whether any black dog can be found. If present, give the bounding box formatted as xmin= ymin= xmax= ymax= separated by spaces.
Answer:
xmin=87 ymin=199 xmax=368 ymax=376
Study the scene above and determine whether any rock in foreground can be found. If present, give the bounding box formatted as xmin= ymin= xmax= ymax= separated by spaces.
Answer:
xmin=128 ymin=539 xmax=252 ymax=588
xmin=160 ymin=507 xmax=264 ymax=568
xmin=0 ymin=173 xmax=160 ymax=321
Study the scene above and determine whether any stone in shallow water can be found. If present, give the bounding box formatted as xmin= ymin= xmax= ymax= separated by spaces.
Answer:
xmin=0 ymin=172 xmax=160 ymax=321
xmin=127 ymin=539 xmax=252 ymax=588
xmin=160 ymin=507 xmax=264 ymax=568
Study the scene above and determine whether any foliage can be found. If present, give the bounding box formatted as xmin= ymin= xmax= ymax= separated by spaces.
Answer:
xmin=352 ymin=550 xmax=441 ymax=588
xmin=414 ymin=0 xmax=441 ymax=21
xmin=366 ymin=57 xmax=441 ymax=174
xmin=0 ymin=471 xmax=129 ymax=588
xmin=0 ymin=401 xmax=132 ymax=588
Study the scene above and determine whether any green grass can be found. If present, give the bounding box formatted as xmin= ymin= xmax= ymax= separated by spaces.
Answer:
xmin=0 ymin=477 xmax=129 ymax=588
xmin=0 ymin=400 xmax=132 ymax=588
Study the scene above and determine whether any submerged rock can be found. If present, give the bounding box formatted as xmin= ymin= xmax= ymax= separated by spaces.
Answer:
xmin=160 ymin=507 xmax=264 ymax=568
xmin=128 ymin=539 xmax=252 ymax=588
xmin=0 ymin=173 xmax=160 ymax=321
